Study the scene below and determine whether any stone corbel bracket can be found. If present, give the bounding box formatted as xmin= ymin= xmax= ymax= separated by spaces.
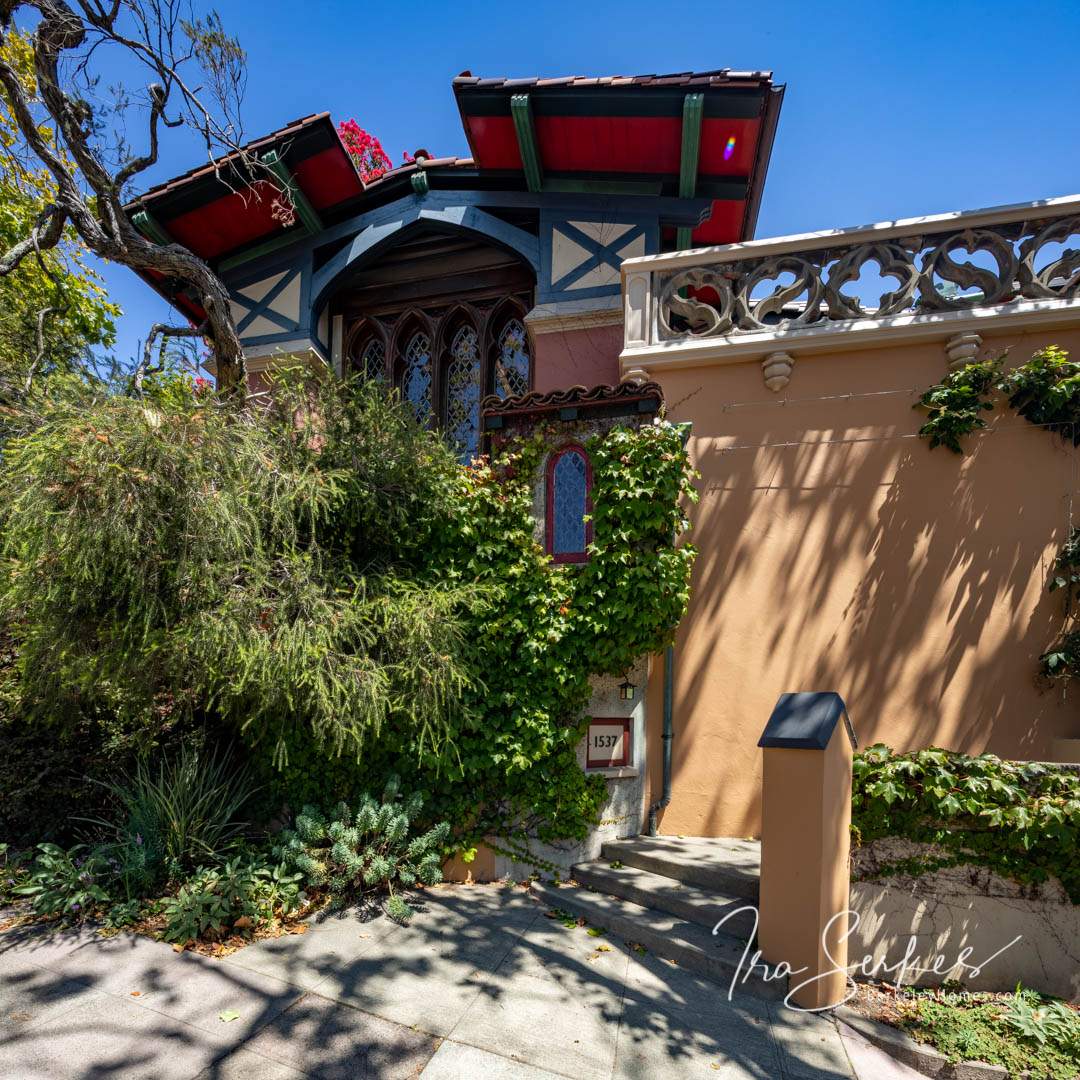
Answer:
xmin=762 ymin=351 xmax=794 ymax=392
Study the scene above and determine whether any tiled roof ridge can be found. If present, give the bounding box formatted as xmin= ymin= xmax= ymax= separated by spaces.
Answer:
xmin=481 ymin=381 xmax=665 ymax=415
xmin=453 ymin=70 xmax=775 ymax=89
xmin=129 ymin=112 xmax=333 ymax=206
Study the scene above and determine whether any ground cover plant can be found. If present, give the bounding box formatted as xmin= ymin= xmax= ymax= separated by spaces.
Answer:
xmin=854 ymin=982 xmax=1080 ymax=1080
xmin=852 ymin=744 xmax=1080 ymax=901
xmin=274 ymin=776 xmax=449 ymax=923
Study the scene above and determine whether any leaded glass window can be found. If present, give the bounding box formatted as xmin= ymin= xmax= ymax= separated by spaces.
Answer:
xmin=547 ymin=446 xmax=590 ymax=563
xmin=444 ymin=326 xmax=481 ymax=463
xmin=400 ymin=332 xmax=432 ymax=424
xmin=494 ymin=319 xmax=530 ymax=397
xmin=356 ymin=337 xmax=385 ymax=382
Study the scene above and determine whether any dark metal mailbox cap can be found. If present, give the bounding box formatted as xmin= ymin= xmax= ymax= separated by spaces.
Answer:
xmin=757 ymin=692 xmax=857 ymax=750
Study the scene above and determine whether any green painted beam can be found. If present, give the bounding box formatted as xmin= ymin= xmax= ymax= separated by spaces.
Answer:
xmin=411 ymin=169 xmax=430 ymax=196
xmin=510 ymin=93 xmax=543 ymax=193
xmin=131 ymin=208 xmax=174 ymax=247
xmin=261 ymin=149 xmax=323 ymax=234
xmin=544 ymin=178 xmax=664 ymax=196
xmin=676 ymin=93 xmax=705 ymax=249
xmin=217 ymin=229 xmax=306 ymax=273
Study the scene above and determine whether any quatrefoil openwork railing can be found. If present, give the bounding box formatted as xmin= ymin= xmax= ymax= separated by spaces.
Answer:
xmin=635 ymin=203 xmax=1080 ymax=345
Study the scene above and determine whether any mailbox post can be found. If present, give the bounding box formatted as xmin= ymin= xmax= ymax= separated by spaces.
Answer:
xmin=757 ymin=692 xmax=857 ymax=1010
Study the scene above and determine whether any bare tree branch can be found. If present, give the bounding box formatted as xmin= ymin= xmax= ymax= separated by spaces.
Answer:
xmin=0 ymin=0 xmax=265 ymax=391
xmin=24 ymin=304 xmax=58 ymax=392
xmin=0 ymin=204 xmax=67 ymax=274
xmin=133 ymin=319 xmax=206 ymax=392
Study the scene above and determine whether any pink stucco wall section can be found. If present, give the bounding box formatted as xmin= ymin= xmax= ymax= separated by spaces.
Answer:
xmin=530 ymin=323 xmax=623 ymax=392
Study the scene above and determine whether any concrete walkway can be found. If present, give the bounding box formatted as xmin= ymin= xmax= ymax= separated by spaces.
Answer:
xmin=0 ymin=884 xmax=856 ymax=1079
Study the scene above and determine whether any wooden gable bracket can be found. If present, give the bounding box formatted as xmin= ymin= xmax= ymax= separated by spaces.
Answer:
xmin=131 ymin=208 xmax=175 ymax=247
xmin=510 ymin=93 xmax=544 ymax=194
xmin=676 ymin=93 xmax=704 ymax=250
xmin=261 ymin=149 xmax=324 ymax=235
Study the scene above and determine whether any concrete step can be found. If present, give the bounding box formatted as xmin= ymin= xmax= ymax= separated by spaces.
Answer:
xmin=600 ymin=836 xmax=761 ymax=901
xmin=571 ymin=860 xmax=758 ymax=937
xmin=530 ymin=879 xmax=786 ymax=1002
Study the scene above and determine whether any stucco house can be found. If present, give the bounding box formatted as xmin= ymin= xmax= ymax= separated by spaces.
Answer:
xmin=126 ymin=68 xmax=1080 ymax=877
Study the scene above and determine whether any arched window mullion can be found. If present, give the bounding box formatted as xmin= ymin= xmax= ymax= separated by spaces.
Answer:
xmin=443 ymin=320 xmax=482 ymax=464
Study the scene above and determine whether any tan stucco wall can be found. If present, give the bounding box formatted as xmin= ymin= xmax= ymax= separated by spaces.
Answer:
xmin=647 ymin=325 xmax=1080 ymax=839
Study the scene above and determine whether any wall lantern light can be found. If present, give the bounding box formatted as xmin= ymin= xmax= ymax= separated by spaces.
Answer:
xmin=619 ymin=679 xmax=636 ymax=701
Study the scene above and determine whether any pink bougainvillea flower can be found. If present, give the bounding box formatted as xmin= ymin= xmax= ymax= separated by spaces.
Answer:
xmin=337 ymin=119 xmax=392 ymax=185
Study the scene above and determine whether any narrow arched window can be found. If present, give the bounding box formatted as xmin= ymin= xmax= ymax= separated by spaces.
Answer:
xmin=355 ymin=337 xmax=385 ymax=382
xmin=493 ymin=318 xmax=530 ymax=398
xmin=400 ymin=331 xmax=432 ymax=424
xmin=546 ymin=445 xmax=592 ymax=563
xmin=443 ymin=325 xmax=481 ymax=463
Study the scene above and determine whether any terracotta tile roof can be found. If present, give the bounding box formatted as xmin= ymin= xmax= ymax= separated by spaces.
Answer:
xmin=453 ymin=69 xmax=775 ymax=89
xmin=362 ymin=155 xmax=476 ymax=191
xmin=482 ymin=382 xmax=665 ymax=423
xmin=130 ymin=113 xmax=334 ymax=205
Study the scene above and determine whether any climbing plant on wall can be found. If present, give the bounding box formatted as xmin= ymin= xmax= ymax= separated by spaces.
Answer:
xmin=916 ymin=344 xmax=1080 ymax=684
xmin=257 ymin=414 xmax=699 ymax=850
xmin=852 ymin=744 xmax=1080 ymax=902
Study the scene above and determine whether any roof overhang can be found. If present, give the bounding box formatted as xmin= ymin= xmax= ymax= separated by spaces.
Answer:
xmin=453 ymin=70 xmax=784 ymax=245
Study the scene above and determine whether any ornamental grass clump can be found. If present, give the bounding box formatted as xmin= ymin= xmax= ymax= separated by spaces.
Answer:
xmin=276 ymin=776 xmax=449 ymax=923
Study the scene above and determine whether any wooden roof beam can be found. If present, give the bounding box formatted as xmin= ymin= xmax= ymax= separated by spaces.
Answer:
xmin=261 ymin=149 xmax=323 ymax=235
xmin=511 ymin=93 xmax=544 ymax=193
xmin=676 ymin=93 xmax=704 ymax=249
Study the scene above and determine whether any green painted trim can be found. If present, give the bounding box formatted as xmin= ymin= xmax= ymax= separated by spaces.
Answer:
xmin=543 ymin=177 xmax=664 ymax=196
xmin=679 ymin=93 xmax=704 ymax=199
xmin=411 ymin=169 xmax=430 ymax=196
xmin=260 ymin=149 xmax=323 ymax=234
xmin=510 ymin=94 xmax=543 ymax=193
xmin=217 ymin=229 xmax=304 ymax=273
xmin=132 ymin=208 xmax=174 ymax=247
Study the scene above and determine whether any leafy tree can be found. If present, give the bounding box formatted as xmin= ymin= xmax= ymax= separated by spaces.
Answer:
xmin=0 ymin=2 xmax=290 ymax=390
xmin=0 ymin=28 xmax=116 ymax=388
xmin=0 ymin=368 xmax=478 ymax=764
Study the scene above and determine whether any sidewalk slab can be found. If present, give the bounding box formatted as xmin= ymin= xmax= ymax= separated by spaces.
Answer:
xmin=420 ymin=1039 xmax=567 ymax=1078
xmin=241 ymin=991 xmax=439 ymax=1079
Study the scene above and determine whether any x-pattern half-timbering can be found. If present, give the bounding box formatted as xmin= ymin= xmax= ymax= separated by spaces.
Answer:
xmin=653 ymin=212 xmax=1080 ymax=340
xmin=549 ymin=220 xmax=647 ymax=294
xmin=229 ymin=266 xmax=304 ymax=340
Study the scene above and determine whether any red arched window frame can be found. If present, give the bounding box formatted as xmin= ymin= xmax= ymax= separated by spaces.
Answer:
xmin=545 ymin=444 xmax=593 ymax=564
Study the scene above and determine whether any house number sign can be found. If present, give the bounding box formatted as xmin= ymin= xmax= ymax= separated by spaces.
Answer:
xmin=586 ymin=718 xmax=631 ymax=769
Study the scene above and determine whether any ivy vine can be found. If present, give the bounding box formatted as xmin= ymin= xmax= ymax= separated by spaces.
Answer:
xmin=256 ymin=417 xmax=699 ymax=853
xmin=915 ymin=345 xmax=1080 ymax=452
xmin=852 ymin=744 xmax=1080 ymax=902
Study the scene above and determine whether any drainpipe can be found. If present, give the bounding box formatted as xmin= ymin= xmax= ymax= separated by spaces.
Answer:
xmin=647 ymin=642 xmax=675 ymax=836
xmin=647 ymin=421 xmax=691 ymax=837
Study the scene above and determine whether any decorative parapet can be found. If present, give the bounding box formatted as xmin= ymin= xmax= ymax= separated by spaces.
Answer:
xmin=620 ymin=194 xmax=1080 ymax=380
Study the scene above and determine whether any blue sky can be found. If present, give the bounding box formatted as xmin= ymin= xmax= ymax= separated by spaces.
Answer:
xmin=95 ymin=0 xmax=1080 ymax=365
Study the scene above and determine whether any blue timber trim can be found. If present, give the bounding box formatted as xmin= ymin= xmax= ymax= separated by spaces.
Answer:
xmin=310 ymin=201 xmax=541 ymax=314
xmin=212 ymin=188 xmax=713 ymax=351
xmin=539 ymin=210 xmax=659 ymax=304
xmin=548 ymin=220 xmax=646 ymax=292
xmin=232 ymin=265 xmax=303 ymax=335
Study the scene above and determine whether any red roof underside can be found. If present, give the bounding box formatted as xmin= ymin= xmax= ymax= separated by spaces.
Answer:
xmin=464 ymin=115 xmax=759 ymax=176
xmin=462 ymin=113 xmax=761 ymax=244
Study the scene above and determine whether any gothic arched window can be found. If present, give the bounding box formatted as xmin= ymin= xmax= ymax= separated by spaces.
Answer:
xmin=444 ymin=325 xmax=481 ymax=463
xmin=355 ymin=336 xmax=385 ymax=382
xmin=400 ymin=331 xmax=432 ymax=424
xmin=493 ymin=318 xmax=531 ymax=398
xmin=546 ymin=445 xmax=592 ymax=563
